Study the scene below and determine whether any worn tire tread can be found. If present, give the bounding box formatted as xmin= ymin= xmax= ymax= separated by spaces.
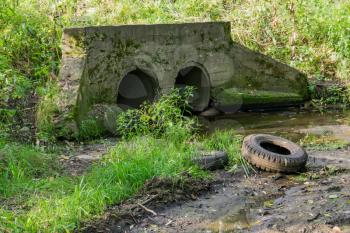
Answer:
xmin=242 ymin=134 xmax=308 ymax=173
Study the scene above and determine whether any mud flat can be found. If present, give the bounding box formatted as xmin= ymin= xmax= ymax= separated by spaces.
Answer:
xmin=80 ymin=146 xmax=350 ymax=233
xmin=79 ymin=109 xmax=350 ymax=232
xmin=134 ymin=153 xmax=350 ymax=233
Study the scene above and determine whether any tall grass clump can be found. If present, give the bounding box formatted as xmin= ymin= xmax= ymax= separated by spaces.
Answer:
xmin=201 ymin=130 xmax=252 ymax=175
xmin=20 ymin=136 xmax=200 ymax=232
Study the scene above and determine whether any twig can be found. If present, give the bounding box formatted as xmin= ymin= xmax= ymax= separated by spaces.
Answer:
xmin=131 ymin=194 xmax=159 ymax=210
xmin=129 ymin=213 xmax=138 ymax=224
xmin=137 ymin=203 xmax=157 ymax=216
xmin=165 ymin=219 xmax=173 ymax=226
xmin=141 ymin=194 xmax=159 ymax=205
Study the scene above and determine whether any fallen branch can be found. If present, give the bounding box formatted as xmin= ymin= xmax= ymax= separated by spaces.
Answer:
xmin=141 ymin=194 xmax=159 ymax=205
xmin=137 ymin=203 xmax=157 ymax=216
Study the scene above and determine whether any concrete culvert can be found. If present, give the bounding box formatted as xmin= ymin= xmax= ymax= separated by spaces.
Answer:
xmin=117 ymin=69 xmax=158 ymax=110
xmin=175 ymin=66 xmax=210 ymax=112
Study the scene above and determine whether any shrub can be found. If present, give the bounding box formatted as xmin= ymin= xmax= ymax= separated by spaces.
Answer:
xmin=116 ymin=87 xmax=198 ymax=139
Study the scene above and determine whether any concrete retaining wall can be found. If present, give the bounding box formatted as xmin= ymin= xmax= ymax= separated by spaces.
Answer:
xmin=50 ymin=22 xmax=308 ymax=137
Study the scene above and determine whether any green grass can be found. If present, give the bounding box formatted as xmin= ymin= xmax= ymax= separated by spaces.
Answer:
xmin=299 ymin=134 xmax=349 ymax=151
xmin=0 ymin=128 xmax=243 ymax=232
xmin=0 ymin=89 xmax=244 ymax=232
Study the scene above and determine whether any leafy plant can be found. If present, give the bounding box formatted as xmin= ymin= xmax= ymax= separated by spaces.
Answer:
xmin=79 ymin=119 xmax=104 ymax=140
xmin=116 ymin=87 xmax=198 ymax=139
xmin=309 ymin=81 xmax=350 ymax=110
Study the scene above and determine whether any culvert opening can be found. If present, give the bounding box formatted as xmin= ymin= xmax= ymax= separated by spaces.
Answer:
xmin=260 ymin=142 xmax=291 ymax=155
xmin=175 ymin=66 xmax=210 ymax=112
xmin=117 ymin=69 xmax=158 ymax=110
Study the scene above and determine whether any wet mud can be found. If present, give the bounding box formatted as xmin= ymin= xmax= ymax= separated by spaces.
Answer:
xmin=123 ymin=155 xmax=350 ymax=233
xmin=80 ymin=109 xmax=350 ymax=232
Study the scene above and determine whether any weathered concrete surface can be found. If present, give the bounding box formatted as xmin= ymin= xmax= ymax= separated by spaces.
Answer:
xmin=52 ymin=22 xmax=308 ymax=136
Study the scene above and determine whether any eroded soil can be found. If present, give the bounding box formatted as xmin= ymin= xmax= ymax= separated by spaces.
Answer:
xmin=76 ymin=147 xmax=350 ymax=233
xmin=59 ymin=138 xmax=118 ymax=176
xmin=117 ymin=150 xmax=350 ymax=233
xmin=75 ymin=109 xmax=350 ymax=232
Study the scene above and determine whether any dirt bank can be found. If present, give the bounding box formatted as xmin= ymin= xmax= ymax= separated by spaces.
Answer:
xmin=79 ymin=147 xmax=350 ymax=233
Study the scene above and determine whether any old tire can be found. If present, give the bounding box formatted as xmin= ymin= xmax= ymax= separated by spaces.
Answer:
xmin=242 ymin=134 xmax=308 ymax=173
xmin=192 ymin=151 xmax=228 ymax=170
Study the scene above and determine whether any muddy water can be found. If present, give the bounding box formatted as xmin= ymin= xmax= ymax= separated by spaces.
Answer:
xmin=205 ymin=108 xmax=350 ymax=141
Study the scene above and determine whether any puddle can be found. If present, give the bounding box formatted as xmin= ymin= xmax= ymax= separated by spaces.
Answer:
xmin=205 ymin=109 xmax=350 ymax=142
xmin=203 ymin=207 xmax=260 ymax=233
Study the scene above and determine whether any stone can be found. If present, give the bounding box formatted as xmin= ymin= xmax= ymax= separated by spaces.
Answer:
xmin=86 ymin=104 xmax=123 ymax=135
xmin=200 ymin=107 xmax=221 ymax=117
xmin=19 ymin=126 xmax=30 ymax=133
xmin=75 ymin=154 xmax=99 ymax=161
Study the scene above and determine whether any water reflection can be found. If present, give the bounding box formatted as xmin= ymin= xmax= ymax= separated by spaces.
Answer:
xmin=205 ymin=109 xmax=350 ymax=142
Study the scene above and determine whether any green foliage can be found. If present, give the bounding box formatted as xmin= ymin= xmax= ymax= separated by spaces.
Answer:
xmin=79 ymin=119 xmax=104 ymax=140
xmin=1 ymin=0 xmax=350 ymax=133
xmin=21 ymin=136 xmax=201 ymax=232
xmin=0 ymin=65 xmax=31 ymax=122
xmin=229 ymin=0 xmax=350 ymax=84
xmin=0 ymin=138 xmax=66 ymax=200
xmin=117 ymin=87 xmax=197 ymax=139
xmin=0 ymin=0 xmax=61 ymax=126
xmin=36 ymin=82 xmax=60 ymax=141
xmin=0 ymin=124 xmax=210 ymax=232
xmin=0 ymin=88 xmax=245 ymax=232
xmin=308 ymin=81 xmax=350 ymax=110
xmin=201 ymin=130 xmax=252 ymax=175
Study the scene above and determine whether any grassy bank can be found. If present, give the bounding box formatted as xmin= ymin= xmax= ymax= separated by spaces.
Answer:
xmin=0 ymin=130 xmax=242 ymax=232
xmin=0 ymin=90 xmax=243 ymax=232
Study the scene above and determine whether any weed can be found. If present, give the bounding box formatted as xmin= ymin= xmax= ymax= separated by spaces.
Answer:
xmin=36 ymin=81 xmax=60 ymax=142
xmin=0 ymin=128 xmax=207 ymax=232
xmin=299 ymin=134 xmax=349 ymax=151
xmin=201 ymin=130 xmax=252 ymax=175
xmin=79 ymin=119 xmax=104 ymax=140
xmin=117 ymin=87 xmax=197 ymax=139
xmin=308 ymin=81 xmax=350 ymax=110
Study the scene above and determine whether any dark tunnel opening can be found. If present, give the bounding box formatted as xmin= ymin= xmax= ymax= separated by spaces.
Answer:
xmin=117 ymin=69 xmax=158 ymax=110
xmin=175 ymin=66 xmax=210 ymax=112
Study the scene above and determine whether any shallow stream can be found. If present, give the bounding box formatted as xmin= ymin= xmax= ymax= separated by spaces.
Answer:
xmin=205 ymin=108 xmax=350 ymax=142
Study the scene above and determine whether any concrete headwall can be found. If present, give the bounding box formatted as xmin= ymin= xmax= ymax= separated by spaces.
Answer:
xmin=50 ymin=22 xmax=308 ymax=137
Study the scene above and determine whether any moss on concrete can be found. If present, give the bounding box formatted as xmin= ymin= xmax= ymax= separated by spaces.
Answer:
xmin=44 ymin=23 xmax=309 ymax=139
xmin=214 ymin=88 xmax=304 ymax=106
